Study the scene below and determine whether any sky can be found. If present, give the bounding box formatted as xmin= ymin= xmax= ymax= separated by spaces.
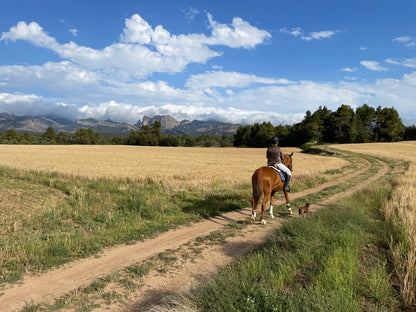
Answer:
xmin=0 ymin=0 xmax=415 ymax=126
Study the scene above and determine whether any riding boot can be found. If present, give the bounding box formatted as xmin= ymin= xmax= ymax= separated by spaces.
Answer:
xmin=284 ymin=175 xmax=291 ymax=192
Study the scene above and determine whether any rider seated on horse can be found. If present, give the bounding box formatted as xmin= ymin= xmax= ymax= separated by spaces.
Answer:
xmin=266 ymin=136 xmax=291 ymax=192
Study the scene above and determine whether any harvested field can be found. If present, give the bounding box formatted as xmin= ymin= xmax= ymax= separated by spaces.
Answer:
xmin=0 ymin=145 xmax=349 ymax=189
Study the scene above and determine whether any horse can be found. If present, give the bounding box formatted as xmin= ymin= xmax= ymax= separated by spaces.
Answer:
xmin=251 ymin=152 xmax=293 ymax=225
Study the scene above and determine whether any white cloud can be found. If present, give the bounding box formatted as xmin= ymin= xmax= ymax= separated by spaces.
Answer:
xmin=360 ymin=60 xmax=387 ymax=71
xmin=184 ymin=7 xmax=200 ymax=23
xmin=69 ymin=29 xmax=78 ymax=36
xmin=279 ymin=27 xmax=302 ymax=37
xmin=0 ymin=92 xmax=79 ymax=118
xmin=120 ymin=14 xmax=153 ymax=44
xmin=0 ymin=21 xmax=58 ymax=48
xmin=206 ymin=13 xmax=271 ymax=48
xmin=1 ymin=14 xmax=416 ymax=126
xmin=342 ymin=67 xmax=358 ymax=72
xmin=385 ymin=57 xmax=416 ymax=69
xmin=0 ymin=61 xmax=99 ymax=91
xmin=1 ymin=13 xmax=271 ymax=81
xmin=393 ymin=35 xmax=416 ymax=47
xmin=302 ymin=30 xmax=338 ymax=41
xmin=280 ymin=27 xmax=338 ymax=41
xmin=2 ymin=71 xmax=416 ymax=125
xmin=344 ymin=76 xmax=358 ymax=81
xmin=185 ymin=71 xmax=294 ymax=90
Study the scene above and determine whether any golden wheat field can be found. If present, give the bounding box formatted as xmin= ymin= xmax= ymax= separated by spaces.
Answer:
xmin=0 ymin=145 xmax=349 ymax=189
xmin=331 ymin=141 xmax=416 ymax=305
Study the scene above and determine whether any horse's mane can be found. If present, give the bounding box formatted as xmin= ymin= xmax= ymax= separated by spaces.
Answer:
xmin=283 ymin=152 xmax=293 ymax=168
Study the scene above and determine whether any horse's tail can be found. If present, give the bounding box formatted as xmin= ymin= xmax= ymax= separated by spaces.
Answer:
xmin=251 ymin=168 xmax=263 ymax=210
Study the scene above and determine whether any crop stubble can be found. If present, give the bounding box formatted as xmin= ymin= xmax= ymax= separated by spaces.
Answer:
xmin=0 ymin=145 xmax=349 ymax=189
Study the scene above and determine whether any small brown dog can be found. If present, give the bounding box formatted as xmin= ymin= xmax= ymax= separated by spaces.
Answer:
xmin=297 ymin=203 xmax=311 ymax=218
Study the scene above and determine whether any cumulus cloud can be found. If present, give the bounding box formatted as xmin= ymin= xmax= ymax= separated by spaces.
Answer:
xmin=1 ymin=13 xmax=271 ymax=81
xmin=0 ymin=61 xmax=99 ymax=91
xmin=0 ymin=21 xmax=58 ymax=48
xmin=2 ymin=70 xmax=416 ymax=125
xmin=206 ymin=13 xmax=271 ymax=48
xmin=1 ymin=13 xmax=415 ymax=126
xmin=0 ymin=92 xmax=79 ymax=118
xmin=360 ymin=60 xmax=387 ymax=71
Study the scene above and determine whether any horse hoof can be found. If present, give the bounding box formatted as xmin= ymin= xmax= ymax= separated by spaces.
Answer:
xmin=251 ymin=216 xmax=256 ymax=223
xmin=261 ymin=219 xmax=267 ymax=225
xmin=288 ymin=210 xmax=292 ymax=215
xmin=270 ymin=214 xmax=274 ymax=219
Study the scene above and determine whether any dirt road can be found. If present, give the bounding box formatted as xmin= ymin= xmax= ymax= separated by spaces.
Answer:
xmin=0 ymin=157 xmax=389 ymax=312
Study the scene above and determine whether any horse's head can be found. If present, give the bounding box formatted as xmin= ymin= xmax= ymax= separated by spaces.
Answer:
xmin=283 ymin=152 xmax=294 ymax=171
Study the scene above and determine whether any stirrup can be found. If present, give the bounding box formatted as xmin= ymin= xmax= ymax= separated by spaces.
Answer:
xmin=284 ymin=185 xmax=290 ymax=192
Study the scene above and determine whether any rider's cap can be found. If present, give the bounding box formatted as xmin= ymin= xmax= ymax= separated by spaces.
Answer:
xmin=271 ymin=136 xmax=279 ymax=144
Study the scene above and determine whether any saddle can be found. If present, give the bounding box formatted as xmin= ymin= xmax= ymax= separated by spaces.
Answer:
xmin=267 ymin=165 xmax=286 ymax=182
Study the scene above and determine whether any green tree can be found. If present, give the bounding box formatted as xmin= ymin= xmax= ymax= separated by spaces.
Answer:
xmin=41 ymin=126 xmax=56 ymax=144
xmin=56 ymin=132 xmax=69 ymax=144
xmin=4 ymin=129 xmax=19 ymax=143
xmin=73 ymin=128 xmax=101 ymax=144
xmin=182 ymin=134 xmax=196 ymax=147
xmin=160 ymin=134 xmax=180 ymax=146
xmin=355 ymin=104 xmax=376 ymax=142
xmin=333 ymin=104 xmax=354 ymax=143
xmin=404 ymin=125 xmax=416 ymax=140
xmin=374 ymin=106 xmax=405 ymax=142
xmin=248 ymin=122 xmax=276 ymax=147
xmin=21 ymin=132 xmax=33 ymax=144
xmin=233 ymin=125 xmax=251 ymax=147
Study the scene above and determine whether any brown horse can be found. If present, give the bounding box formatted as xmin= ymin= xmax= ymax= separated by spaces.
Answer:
xmin=251 ymin=152 xmax=293 ymax=224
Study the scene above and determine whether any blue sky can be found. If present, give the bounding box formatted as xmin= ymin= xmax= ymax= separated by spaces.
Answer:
xmin=1 ymin=0 xmax=415 ymax=125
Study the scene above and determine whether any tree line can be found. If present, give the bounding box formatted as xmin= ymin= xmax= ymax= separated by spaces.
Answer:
xmin=0 ymin=121 xmax=234 ymax=147
xmin=234 ymin=104 xmax=416 ymax=147
xmin=1 ymin=104 xmax=415 ymax=147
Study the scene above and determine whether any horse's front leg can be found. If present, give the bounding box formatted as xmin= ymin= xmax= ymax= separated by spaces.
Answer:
xmin=283 ymin=190 xmax=292 ymax=215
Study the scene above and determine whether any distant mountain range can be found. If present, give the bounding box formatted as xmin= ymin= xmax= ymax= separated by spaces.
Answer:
xmin=0 ymin=113 xmax=241 ymax=137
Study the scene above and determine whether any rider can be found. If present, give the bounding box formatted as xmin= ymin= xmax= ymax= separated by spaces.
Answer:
xmin=266 ymin=136 xmax=291 ymax=192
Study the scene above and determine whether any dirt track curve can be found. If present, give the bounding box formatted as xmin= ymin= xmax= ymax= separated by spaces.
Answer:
xmin=0 ymin=157 xmax=390 ymax=312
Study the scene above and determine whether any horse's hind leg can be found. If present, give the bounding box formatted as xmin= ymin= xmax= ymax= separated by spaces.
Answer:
xmin=269 ymin=192 xmax=275 ymax=219
xmin=251 ymin=197 xmax=257 ymax=222
xmin=261 ymin=191 xmax=271 ymax=225
xmin=283 ymin=191 xmax=292 ymax=215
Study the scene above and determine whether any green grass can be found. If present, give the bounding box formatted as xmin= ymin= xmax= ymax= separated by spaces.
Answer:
xmin=172 ymin=183 xmax=401 ymax=312
xmin=0 ymin=165 xmax=252 ymax=284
